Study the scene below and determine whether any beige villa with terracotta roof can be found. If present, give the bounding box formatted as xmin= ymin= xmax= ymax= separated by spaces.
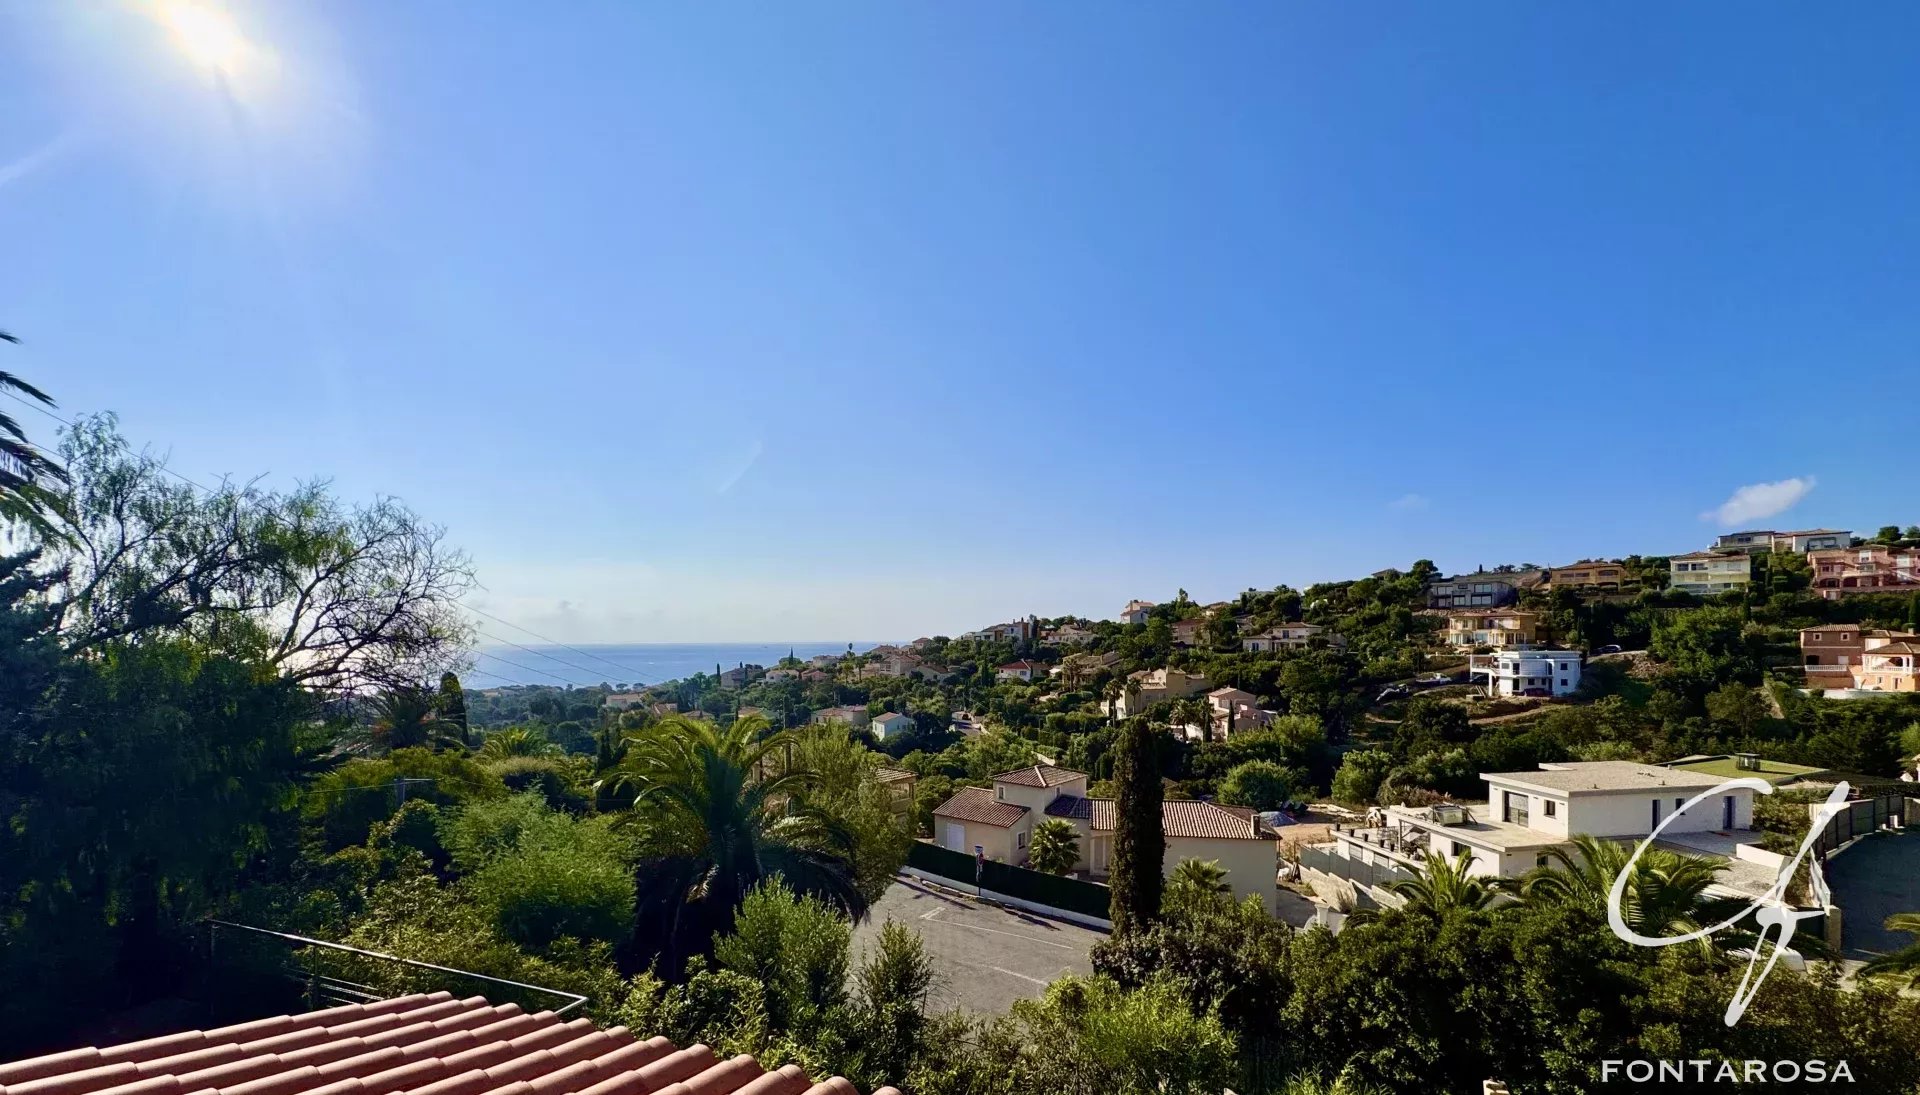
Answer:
xmin=1443 ymin=609 xmax=1539 ymax=648
xmin=929 ymin=764 xmax=1278 ymax=911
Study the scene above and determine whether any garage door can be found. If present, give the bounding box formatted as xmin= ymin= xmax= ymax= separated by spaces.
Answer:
xmin=942 ymin=822 xmax=966 ymax=852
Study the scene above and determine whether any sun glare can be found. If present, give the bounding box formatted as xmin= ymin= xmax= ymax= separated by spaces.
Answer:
xmin=158 ymin=0 xmax=250 ymax=77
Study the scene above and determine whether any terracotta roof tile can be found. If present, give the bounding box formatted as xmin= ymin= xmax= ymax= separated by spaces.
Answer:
xmin=929 ymin=786 xmax=1028 ymax=828
xmin=0 ymin=994 xmax=891 ymax=1095
xmin=989 ymin=764 xmax=1085 ymax=788
xmin=1042 ymin=796 xmax=1264 ymax=839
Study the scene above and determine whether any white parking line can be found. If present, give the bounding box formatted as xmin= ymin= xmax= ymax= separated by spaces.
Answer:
xmin=930 ymin=917 xmax=1077 ymax=950
xmin=992 ymin=966 xmax=1050 ymax=986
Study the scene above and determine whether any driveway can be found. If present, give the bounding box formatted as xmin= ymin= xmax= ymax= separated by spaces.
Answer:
xmin=1825 ymin=829 xmax=1920 ymax=959
xmin=852 ymin=877 xmax=1101 ymax=1015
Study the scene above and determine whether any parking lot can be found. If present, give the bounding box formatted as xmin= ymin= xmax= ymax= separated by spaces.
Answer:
xmin=851 ymin=877 xmax=1101 ymax=1014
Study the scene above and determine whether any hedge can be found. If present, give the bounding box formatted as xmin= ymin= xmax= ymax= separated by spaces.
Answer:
xmin=906 ymin=840 xmax=1112 ymax=921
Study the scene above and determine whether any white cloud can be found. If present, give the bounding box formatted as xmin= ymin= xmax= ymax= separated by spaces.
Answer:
xmin=1702 ymin=476 xmax=1816 ymax=526
xmin=1389 ymin=493 xmax=1430 ymax=512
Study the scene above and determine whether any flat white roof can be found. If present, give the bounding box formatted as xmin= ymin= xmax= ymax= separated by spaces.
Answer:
xmin=1485 ymin=761 xmax=1730 ymax=796
xmin=1383 ymin=804 xmax=1565 ymax=852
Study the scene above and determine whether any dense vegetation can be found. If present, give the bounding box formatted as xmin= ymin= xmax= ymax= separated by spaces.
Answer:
xmin=4 ymin=359 xmax=1919 ymax=1093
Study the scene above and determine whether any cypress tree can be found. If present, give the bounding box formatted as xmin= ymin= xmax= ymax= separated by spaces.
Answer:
xmin=1109 ymin=716 xmax=1164 ymax=932
xmin=436 ymin=671 xmax=470 ymax=747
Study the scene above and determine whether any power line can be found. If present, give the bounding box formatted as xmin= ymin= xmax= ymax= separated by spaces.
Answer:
xmin=462 ymin=603 xmax=651 ymax=684
xmin=5 ymin=391 xmax=644 ymax=691
xmin=469 ymin=646 xmax=577 ymax=687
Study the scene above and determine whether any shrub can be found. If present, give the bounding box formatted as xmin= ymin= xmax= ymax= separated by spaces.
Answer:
xmin=484 ymin=755 xmax=590 ymax=812
xmin=712 ymin=882 xmax=851 ymax=1035
xmin=305 ymin=749 xmax=505 ymax=851
xmin=463 ymin=811 xmax=634 ymax=950
xmin=1217 ymin=760 xmax=1297 ymax=811
xmin=439 ymin=793 xmax=553 ymax=872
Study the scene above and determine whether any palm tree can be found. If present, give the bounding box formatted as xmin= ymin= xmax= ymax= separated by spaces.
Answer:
xmin=0 ymin=331 xmax=68 ymax=533
xmin=1858 ymin=913 xmax=1920 ymax=988
xmin=1385 ymin=848 xmax=1496 ymax=916
xmin=601 ymin=714 xmax=865 ymax=975
xmin=1101 ymin=678 xmax=1123 ymax=723
xmin=478 ymin=726 xmax=561 ymax=759
xmin=1510 ymin=834 xmax=1731 ymax=939
xmin=369 ymin=686 xmax=463 ymax=752
xmin=1028 ymin=818 xmax=1081 ymax=875
xmin=1165 ymin=857 xmax=1233 ymax=915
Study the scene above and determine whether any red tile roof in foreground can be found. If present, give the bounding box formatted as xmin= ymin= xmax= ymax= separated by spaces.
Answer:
xmin=0 ymin=991 xmax=896 ymax=1095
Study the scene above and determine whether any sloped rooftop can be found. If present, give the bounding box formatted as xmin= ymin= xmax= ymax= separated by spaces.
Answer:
xmin=990 ymin=764 xmax=1085 ymax=789
xmin=0 ymin=991 xmax=895 ymax=1095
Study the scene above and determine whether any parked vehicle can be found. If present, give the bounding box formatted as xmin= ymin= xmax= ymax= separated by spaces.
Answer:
xmin=1595 ymin=644 xmax=1623 ymax=654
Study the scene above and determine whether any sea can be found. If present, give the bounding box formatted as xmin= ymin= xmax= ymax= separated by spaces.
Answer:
xmin=467 ymin=642 xmax=896 ymax=690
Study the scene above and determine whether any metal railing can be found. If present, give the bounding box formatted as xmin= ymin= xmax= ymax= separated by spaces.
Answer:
xmin=204 ymin=920 xmax=587 ymax=1016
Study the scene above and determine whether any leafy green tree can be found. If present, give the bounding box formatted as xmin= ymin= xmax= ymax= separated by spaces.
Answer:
xmin=1704 ymin=682 xmax=1769 ymax=738
xmin=712 ymin=881 xmax=850 ymax=1034
xmin=1876 ymin=525 xmax=1903 ymax=544
xmin=852 ymin=920 xmax=939 ymax=1087
xmin=1028 ymin=818 xmax=1081 ymax=875
xmin=1391 ymin=695 xmax=1472 ymax=755
xmin=464 ymin=809 xmax=634 ymax=950
xmin=603 ymin=715 xmax=865 ymax=975
xmin=1330 ymin=749 xmax=1395 ymax=804
xmin=437 ymin=671 xmax=471 ymax=746
xmin=1217 ymin=760 xmax=1294 ymax=810
xmin=777 ymin=725 xmax=914 ymax=903
xmin=43 ymin=416 xmax=475 ymax=691
xmin=951 ymin=974 xmax=1236 ymax=1095
xmin=1110 ymin=717 xmax=1165 ymax=932
xmin=1 ymin=637 xmax=316 ymax=1046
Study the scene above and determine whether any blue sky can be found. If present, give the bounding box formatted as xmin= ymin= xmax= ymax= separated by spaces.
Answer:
xmin=1 ymin=4 xmax=1913 ymax=641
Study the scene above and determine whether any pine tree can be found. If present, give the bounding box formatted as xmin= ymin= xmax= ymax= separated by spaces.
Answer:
xmin=1109 ymin=716 xmax=1165 ymax=932
xmin=436 ymin=671 xmax=470 ymax=747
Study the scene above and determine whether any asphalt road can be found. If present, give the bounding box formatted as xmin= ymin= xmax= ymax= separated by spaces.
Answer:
xmin=1827 ymin=828 xmax=1920 ymax=960
xmin=851 ymin=877 xmax=1101 ymax=1015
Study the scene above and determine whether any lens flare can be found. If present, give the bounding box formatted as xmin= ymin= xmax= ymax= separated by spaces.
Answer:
xmin=157 ymin=0 xmax=252 ymax=78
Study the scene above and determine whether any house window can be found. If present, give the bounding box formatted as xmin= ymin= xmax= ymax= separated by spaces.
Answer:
xmin=995 ymin=787 xmax=1004 ymax=802
xmin=1017 ymin=830 xmax=1027 ymax=849
xmin=1543 ymin=800 xmax=1557 ymax=818
xmin=1451 ymin=840 xmax=1468 ymax=858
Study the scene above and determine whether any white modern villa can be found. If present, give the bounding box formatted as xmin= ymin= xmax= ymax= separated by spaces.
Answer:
xmin=1312 ymin=761 xmax=1780 ymax=905
xmin=1468 ymin=648 xmax=1584 ymax=697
